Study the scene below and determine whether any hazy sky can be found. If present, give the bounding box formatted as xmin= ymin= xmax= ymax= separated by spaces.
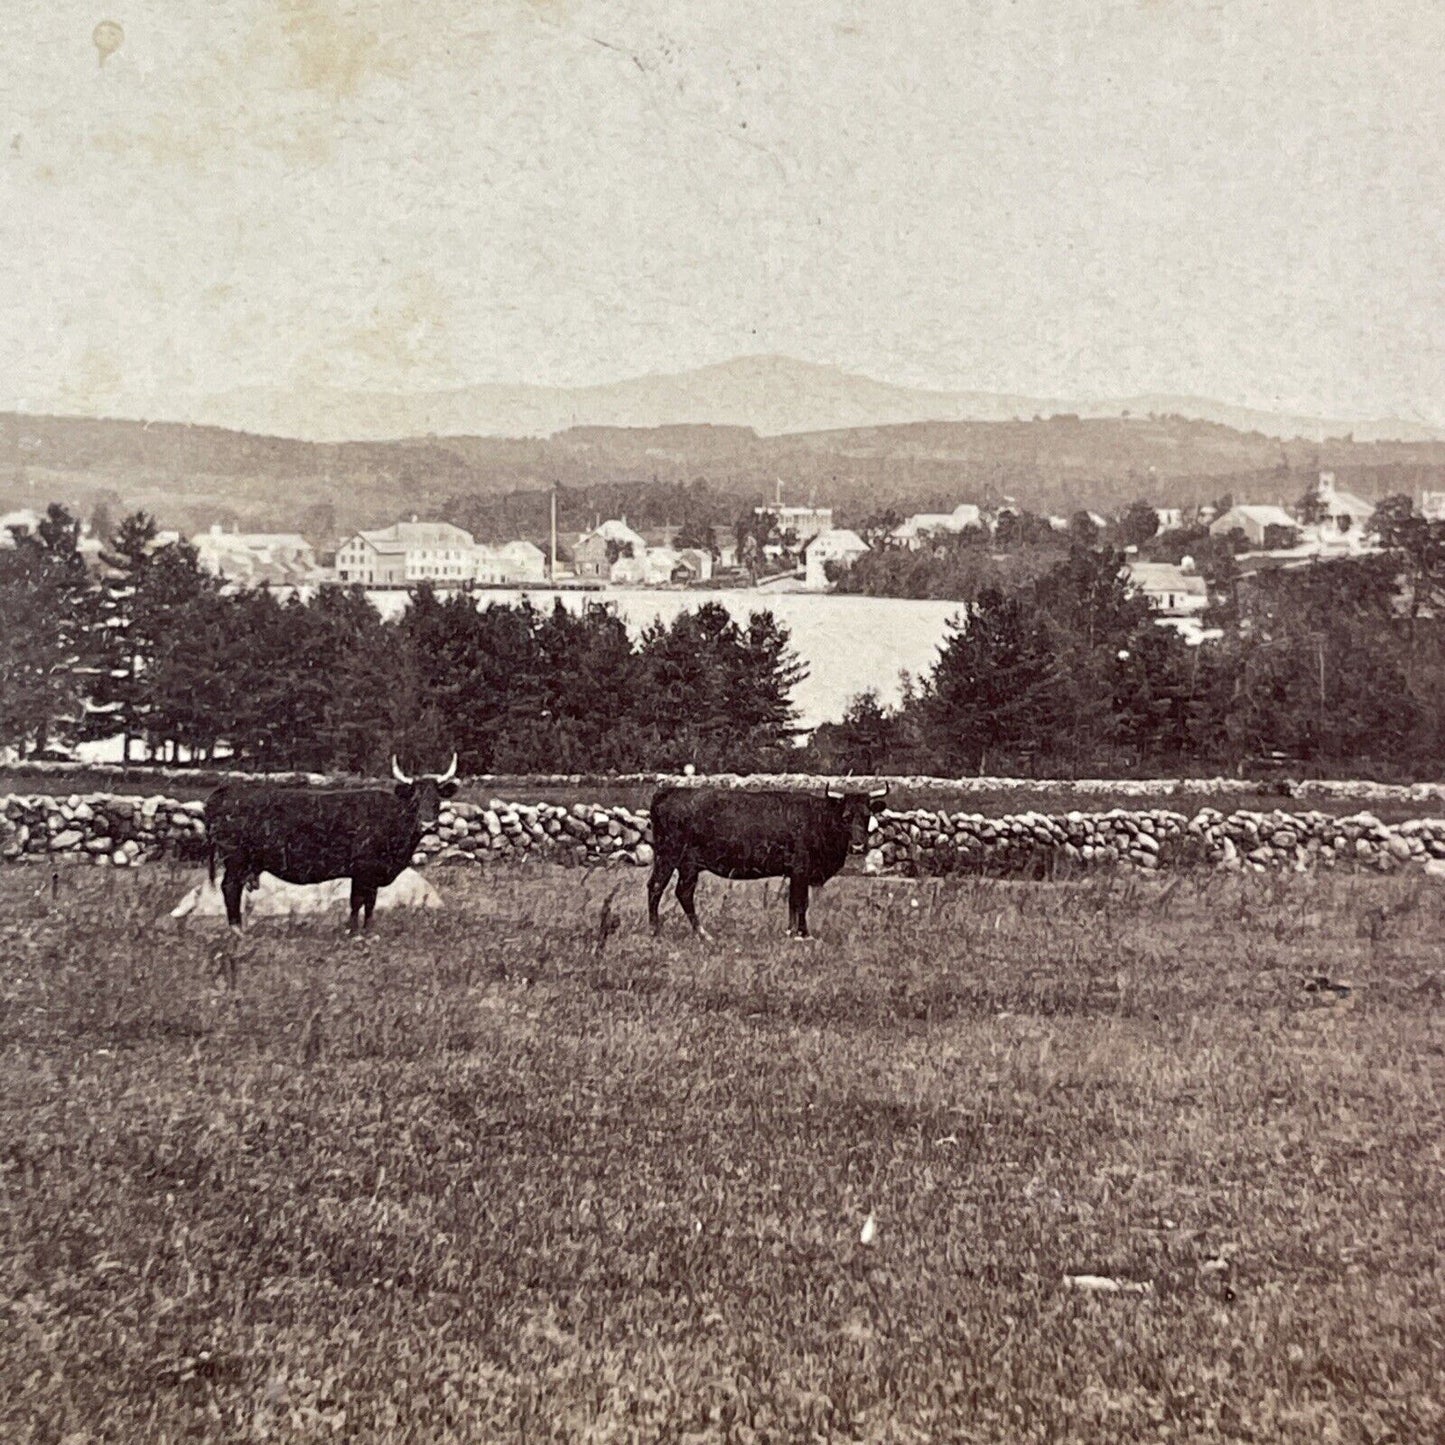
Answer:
xmin=2 ymin=0 xmax=1443 ymax=429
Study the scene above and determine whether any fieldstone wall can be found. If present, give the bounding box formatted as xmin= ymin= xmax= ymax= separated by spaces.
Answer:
xmin=5 ymin=792 xmax=1445 ymax=877
xmin=864 ymin=806 xmax=1445 ymax=876
xmin=1 ymin=794 xmax=208 ymax=867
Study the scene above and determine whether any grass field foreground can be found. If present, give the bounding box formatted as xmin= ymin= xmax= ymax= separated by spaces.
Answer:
xmin=2 ymin=864 xmax=1443 ymax=1442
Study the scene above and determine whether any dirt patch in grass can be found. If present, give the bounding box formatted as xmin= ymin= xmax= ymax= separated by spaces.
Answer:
xmin=2 ymin=864 xmax=1442 ymax=1442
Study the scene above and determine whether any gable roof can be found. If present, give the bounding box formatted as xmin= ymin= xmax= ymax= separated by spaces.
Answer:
xmin=1124 ymin=562 xmax=1208 ymax=597
xmin=1213 ymin=504 xmax=1296 ymax=530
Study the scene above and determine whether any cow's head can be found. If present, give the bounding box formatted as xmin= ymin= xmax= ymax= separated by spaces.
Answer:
xmin=392 ymin=754 xmax=459 ymax=828
xmin=826 ymin=781 xmax=890 ymax=848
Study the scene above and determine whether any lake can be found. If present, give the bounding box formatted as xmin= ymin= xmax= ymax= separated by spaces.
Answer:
xmin=363 ymin=587 xmax=965 ymax=730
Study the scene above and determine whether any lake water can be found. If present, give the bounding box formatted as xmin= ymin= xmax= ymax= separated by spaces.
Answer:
xmin=364 ymin=587 xmax=965 ymax=730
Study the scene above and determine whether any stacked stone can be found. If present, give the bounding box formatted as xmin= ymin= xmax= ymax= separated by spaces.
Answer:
xmin=410 ymin=800 xmax=655 ymax=870
xmin=3 ymin=790 xmax=1444 ymax=877
xmin=862 ymin=806 xmax=1445 ymax=875
xmin=864 ymin=807 xmax=1192 ymax=873
xmin=0 ymin=793 xmax=207 ymax=867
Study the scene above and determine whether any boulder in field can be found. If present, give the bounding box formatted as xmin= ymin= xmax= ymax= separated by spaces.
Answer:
xmin=169 ymin=867 xmax=443 ymax=922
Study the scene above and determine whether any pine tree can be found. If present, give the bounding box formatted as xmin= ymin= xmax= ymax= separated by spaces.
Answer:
xmin=0 ymin=505 xmax=96 ymax=756
xmin=86 ymin=512 xmax=160 ymax=761
xmin=920 ymin=590 xmax=1059 ymax=774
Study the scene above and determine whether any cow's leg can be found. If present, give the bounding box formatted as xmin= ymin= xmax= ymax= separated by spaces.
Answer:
xmin=360 ymin=884 xmax=379 ymax=933
xmin=220 ymin=864 xmax=246 ymax=931
xmin=348 ymin=879 xmax=369 ymax=936
xmin=675 ymin=862 xmax=710 ymax=939
xmin=647 ymin=855 xmax=677 ymax=934
xmin=789 ymin=875 xmax=811 ymax=939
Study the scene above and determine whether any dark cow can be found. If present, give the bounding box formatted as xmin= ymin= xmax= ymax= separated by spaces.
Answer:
xmin=647 ymin=783 xmax=889 ymax=939
xmin=205 ymin=755 xmax=458 ymax=933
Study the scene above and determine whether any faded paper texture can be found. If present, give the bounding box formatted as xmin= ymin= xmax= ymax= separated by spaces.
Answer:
xmin=2 ymin=1 xmax=1442 ymax=438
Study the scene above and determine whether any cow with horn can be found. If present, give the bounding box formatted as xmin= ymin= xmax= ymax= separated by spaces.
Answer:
xmin=205 ymin=755 xmax=459 ymax=934
xmin=646 ymin=781 xmax=890 ymax=939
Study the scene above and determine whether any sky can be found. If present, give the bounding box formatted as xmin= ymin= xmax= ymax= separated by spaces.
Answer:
xmin=1 ymin=0 xmax=1443 ymax=432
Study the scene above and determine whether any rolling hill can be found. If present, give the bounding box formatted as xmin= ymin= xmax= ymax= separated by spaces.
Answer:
xmin=4 ymin=406 xmax=1445 ymax=545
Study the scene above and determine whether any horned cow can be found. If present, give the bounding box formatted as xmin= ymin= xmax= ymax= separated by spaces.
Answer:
xmin=646 ymin=783 xmax=889 ymax=939
xmin=204 ymin=755 xmax=458 ymax=933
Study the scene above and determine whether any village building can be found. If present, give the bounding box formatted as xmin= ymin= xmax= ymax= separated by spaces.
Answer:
xmin=1209 ymin=503 xmax=1299 ymax=548
xmin=610 ymin=546 xmax=710 ymax=587
xmin=335 ymin=520 xmax=476 ymax=586
xmin=572 ymin=519 xmax=648 ymax=580
xmin=473 ymin=540 xmax=548 ymax=585
xmin=1123 ymin=560 xmax=1217 ymax=645
xmin=1303 ymin=472 xmax=1376 ymax=551
xmin=753 ymin=503 xmax=834 ymax=546
xmin=1123 ymin=560 xmax=1209 ymax=617
xmin=890 ymin=503 xmax=984 ymax=549
xmin=803 ymin=528 xmax=869 ymax=590
xmin=194 ymin=524 xmax=322 ymax=587
xmin=1422 ymin=490 xmax=1445 ymax=522
xmin=0 ymin=507 xmax=42 ymax=545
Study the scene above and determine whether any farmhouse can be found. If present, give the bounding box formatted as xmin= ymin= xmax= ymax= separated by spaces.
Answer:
xmin=1123 ymin=561 xmax=1208 ymax=617
xmin=336 ymin=520 xmax=476 ymax=585
xmin=803 ymin=528 xmax=869 ymax=590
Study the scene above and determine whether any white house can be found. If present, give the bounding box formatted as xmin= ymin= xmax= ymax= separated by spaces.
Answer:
xmin=0 ymin=507 xmax=42 ymax=545
xmin=609 ymin=546 xmax=711 ymax=587
xmin=1123 ymin=561 xmax=1209 ymax=618
xmin=803 ymin=528 xmax=869 ymax=590
xmin=336 ymin=520 xmax=476 ymax=585
xmin=194 ymin=525 xmax=321 ymax=586
xmin=474 ymin=539 xmax=548 ymax=585
xmin=1422 ymin=491 xmax=1445 ymax=523
xmin=891 ymin=503 xmax=984 ymax=549
xmin=1123 ymin=560 xmax=1217 ymax=644
xmin=1154 ymin=508 xmax=1184 ymax=533
xmin=753 ymin=503 xmax=834 ymax=546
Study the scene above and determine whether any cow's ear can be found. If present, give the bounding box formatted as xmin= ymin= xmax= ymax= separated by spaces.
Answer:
xmin=394 ymin=782 xmax=413 ymax=799
xmin=439 ymin=781 xmax=458 ymax=799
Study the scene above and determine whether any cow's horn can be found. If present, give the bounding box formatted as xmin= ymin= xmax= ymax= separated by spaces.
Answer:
xmin=869 ymin=784 xmax=890 ymax=799
xmin=438 ymin=753 xmax=458 ymax=783
xmin=825 ymin=782 xmax=846 ymax=798
xmin=391 ymin=755 xmax=412 ymax=783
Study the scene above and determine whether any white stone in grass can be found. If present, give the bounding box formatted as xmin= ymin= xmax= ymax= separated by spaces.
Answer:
xmin=169 ymin=867 xmax=443 ymax=920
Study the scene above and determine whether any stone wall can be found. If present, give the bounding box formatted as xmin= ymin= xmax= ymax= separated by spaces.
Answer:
xmin=6 ymin=762 xmax=1445 ymax=808
xmin=5 ymin=792 xmax=1445 ymax=877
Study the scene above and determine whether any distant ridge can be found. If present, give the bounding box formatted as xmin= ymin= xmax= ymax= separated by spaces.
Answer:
xmin=15 ymin=355 xmax=1442 ymax=446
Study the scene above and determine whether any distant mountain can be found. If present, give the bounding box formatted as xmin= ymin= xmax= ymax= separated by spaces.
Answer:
xmin=75 ymin=355 xmax=1442 ymax=446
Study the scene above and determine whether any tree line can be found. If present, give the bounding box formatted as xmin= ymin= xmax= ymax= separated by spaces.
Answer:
xmin=5 ymin=500 xmax=1444 ymax=781
xmin=0 ymin=506 xmax=807 ymax=774
xmin=811 ymin=514 xmax=1445 ymax=779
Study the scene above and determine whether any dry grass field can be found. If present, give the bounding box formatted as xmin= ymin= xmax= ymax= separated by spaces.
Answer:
xmin=2 ymin=862 xmax=1443 ymax=1443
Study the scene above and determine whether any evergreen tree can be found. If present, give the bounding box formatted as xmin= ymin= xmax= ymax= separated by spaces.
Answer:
xmin=0 ymin=505 xmax=97 ymax=755
xmin=86 ymin=512 xmax=160 ymax=760
xmin=919 ymin=591 xmax=1059 ymax=774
